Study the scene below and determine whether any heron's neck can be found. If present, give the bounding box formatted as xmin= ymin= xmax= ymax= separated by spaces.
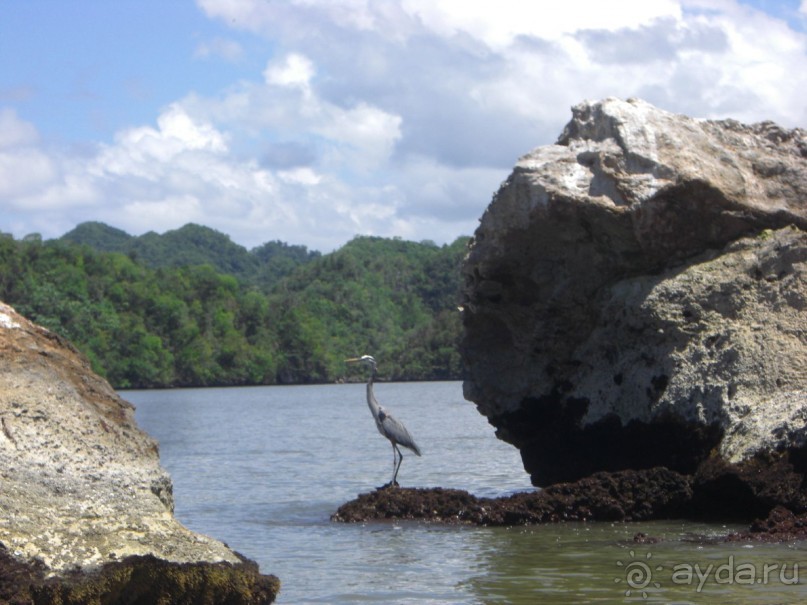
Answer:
xmin=366 ymin=367 xmax=380 ymax=413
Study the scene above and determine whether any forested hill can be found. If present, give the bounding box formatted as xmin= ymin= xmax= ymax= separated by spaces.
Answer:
xmin=0 ymin=224 xmax=469 ymax=388
xmin=61 ymin=221 xmax=320 ymax=289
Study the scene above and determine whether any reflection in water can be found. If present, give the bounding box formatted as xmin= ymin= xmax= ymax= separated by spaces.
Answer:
xmin=464 ymin=521 xmax=807 ymax=604
xmin=464 ymin=524 xmax=630 ymax=604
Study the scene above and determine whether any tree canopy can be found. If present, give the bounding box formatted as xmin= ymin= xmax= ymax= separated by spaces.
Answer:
xmin=0 ymin=225 xmax=468 ymax=388
xmin=61 ymin=222 xmax=319 ymax=285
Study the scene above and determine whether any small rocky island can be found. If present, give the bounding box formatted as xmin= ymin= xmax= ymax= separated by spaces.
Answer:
xmin=336 ymin=98 xmax=807 ymax=538
xmin=0 ymin=302 xmax=279 ymax=604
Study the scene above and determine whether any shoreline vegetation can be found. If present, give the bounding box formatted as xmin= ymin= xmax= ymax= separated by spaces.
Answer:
xmin=0 ymin=222 xmax=468 ymax=389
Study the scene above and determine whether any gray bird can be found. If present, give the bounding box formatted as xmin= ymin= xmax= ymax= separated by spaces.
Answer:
xmin=345 ymin=355 xmax=421 ymax=487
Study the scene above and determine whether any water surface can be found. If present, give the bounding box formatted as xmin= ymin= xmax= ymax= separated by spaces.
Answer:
xmin=127 ymin=382 xmax=807 ymax=604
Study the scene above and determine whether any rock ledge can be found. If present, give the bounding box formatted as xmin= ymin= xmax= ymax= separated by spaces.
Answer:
xmin=333 ymin=467 xmax=692 ymax=525
xmin=334 ymin=477 xmax=807 ymax=544
xmin=0 ymin=302 xmax=278 ymax=604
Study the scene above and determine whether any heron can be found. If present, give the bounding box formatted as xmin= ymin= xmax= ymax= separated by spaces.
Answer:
xmin=345 ymin=355 xmax=421 ymax=487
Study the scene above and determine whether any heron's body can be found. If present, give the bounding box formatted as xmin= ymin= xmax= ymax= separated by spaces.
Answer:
xmin=347 ymin=355 xmax=421 ymax=486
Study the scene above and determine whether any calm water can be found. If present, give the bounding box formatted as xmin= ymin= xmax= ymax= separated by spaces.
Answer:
xmin=126 ymin=382 xmax=807 ymax=604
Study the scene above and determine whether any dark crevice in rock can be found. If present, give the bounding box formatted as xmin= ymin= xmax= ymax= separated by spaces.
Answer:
xmin=692 ymin=447 xmax=807 ymax=521
xmin=498 ymin=397 xmax=724 ymax=487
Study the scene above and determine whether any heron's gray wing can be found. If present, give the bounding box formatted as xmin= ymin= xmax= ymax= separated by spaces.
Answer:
xmin=378 ymin=410 xmax=421 ymax=456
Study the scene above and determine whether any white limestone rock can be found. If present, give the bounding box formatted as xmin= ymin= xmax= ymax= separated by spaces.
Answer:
xmin=0 ymin=301 xmax=241 ymax=573
xmin=462 ymin=98 xmax=807 ymax=486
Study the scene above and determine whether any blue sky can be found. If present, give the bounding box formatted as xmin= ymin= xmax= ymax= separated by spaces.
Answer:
xmin=1 ymin=0 xmax=806 ymax=251
xmin=1 ymin=2 xmax=265 ymax=142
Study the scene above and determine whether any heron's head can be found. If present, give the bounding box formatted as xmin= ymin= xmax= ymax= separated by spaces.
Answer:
xmin=345 ymin=355 xmax=376 ymax=369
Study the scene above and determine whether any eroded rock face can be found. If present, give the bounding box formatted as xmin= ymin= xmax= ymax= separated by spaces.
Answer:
xmin=462 ymin=98 xmax=807 ymax=500
xmin=0 ymin=302 xmax=278 ymax=603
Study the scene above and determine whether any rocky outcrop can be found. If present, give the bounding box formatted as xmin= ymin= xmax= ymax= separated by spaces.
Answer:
xmin=726 ymin=505 xmax=807 ymax=543
xmin=332 ymin=467 xmax=693 ymax=525
xmin=461 ymin=98 xmax=807 ymax=515
xmin=333 ymin=481 xmax=807 ymax=543
xmin=0 ymin=302 xmax=279 ymax=603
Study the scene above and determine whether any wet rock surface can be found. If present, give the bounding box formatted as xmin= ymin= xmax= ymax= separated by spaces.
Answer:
xmin=726 ymin=505 xmax=807 ymax=543
xmin=461 ymin=98 xmax=807 ymax=517
xmin=0 ymin=548 xmax=279 ymax=605
xmin=0 ymin=302 xmax=279 ymax=604
xmin=332 ymin=467 xmax=693 ymax=525
xmin=334 ymin=474 xmax=807 ymax=544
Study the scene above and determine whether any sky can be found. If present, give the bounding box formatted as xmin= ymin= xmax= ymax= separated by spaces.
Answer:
xmin=1 ymin=0 xmax=806 ymax=252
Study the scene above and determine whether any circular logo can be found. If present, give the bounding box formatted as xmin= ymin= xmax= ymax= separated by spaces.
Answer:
xmin=615 ymin=550 xmax=663 ymax=599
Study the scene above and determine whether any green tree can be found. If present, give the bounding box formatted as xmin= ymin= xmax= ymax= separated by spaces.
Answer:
xmin=0 ymin=228 xmax=470 ymax=387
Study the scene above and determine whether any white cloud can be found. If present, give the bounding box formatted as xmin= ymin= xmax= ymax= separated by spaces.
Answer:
xmin=315 ymin=102 xmax=402 ymax=172
xmin=192 ymin=53 xmax=404 ymax=174
xmin=197 ymin=0 xmax=384 ymax=35
xmin=0 ymin=83 xmax=408 ymax=249
xmin=278 ymin=167 xmax=322 ymax=186
xmin=16 ymin=171 xmax=99 ymax=211
xmin=0 ymin=110 xmax=60 ymax=203
xmin=400 ymin=0 xmax=682 ymax=47
xmin=148 ymin=104 xmax=228 ymax=153
xmin=2 ymin=1 xmax=806 ymax=251
xmin=165 ymin=1 xmax=807 ymax=246
xmin=0 ymin=148 xmax=58 ymax=201
xmin=196 ymin=0 xmax=283 ymax=34
xmin=194 ymin=37 xmax=244 ymax=61
xmin=120 ymin=195 xmax=203 ymax=230
xmin=263 ymin=53 xmax=315 ymax=90
xmin=93 ymin=104 xmax=228 ymax=179
xmin=0 ymin=108 xmax=39 ymax=148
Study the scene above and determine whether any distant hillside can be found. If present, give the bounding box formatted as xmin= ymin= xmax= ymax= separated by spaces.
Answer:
xmin=266 ymin=235 xmax=468 ymax=382
xmin=3 ymin=226 xmax=468 ymax=388
xmin=61 ymin=222 xmax=320 ymax=288
xmin=251 ymin=240 xmax=323 ymax=291
xmin=61 ymin=221 xmax=132 ymax=252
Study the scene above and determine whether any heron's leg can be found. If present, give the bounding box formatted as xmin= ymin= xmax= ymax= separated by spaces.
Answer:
xmin=392 ymin=444 xmax=403 ymax=486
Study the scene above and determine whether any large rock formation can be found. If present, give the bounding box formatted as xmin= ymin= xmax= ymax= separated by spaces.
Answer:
xmin=0 ymin=302 xmax=278 ymax=603
xmin=462 ymin=98 xmax=807 ymax=516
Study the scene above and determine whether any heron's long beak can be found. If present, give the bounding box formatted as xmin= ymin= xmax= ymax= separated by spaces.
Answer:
xmin=345 ymin=357 xmax=361 ymax=363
